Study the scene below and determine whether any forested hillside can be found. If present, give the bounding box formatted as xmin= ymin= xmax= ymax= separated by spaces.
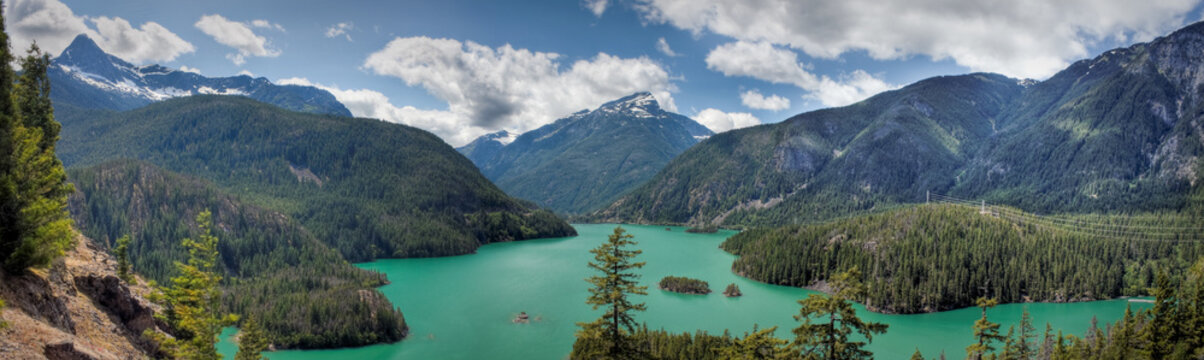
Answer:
xmin=721 ymin=204 xmax=1204 ymax=313
xmin=68 ymin=160 xmax=407 ymax=349
xmin=57 ymin=95 xmax=575 ymax=262
xmin=596 ymin=21 xmax=1204 ymax=227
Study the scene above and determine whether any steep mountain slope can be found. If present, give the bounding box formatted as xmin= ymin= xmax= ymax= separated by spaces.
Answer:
xmin=67 ymin=160 xmax=406 ymax=349
xmin=953 ymin=22 xmax=1204 ymax=213
xmin=599 ymin=22 xmax=1204 ymax=226
xmin=458 ymin=92 xmax=713 ymax=213
xmin=57 ymin=95 xmax=575 ymax=262
xmin=595 ymin=74 xmax=1024 ymax=225
xmin=50 ymin=34 xmax=350 ymax=117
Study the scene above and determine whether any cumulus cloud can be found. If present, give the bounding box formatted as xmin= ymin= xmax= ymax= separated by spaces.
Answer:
xmin=178 ymin=65 xmax=201 ymax=74
xmin=584 ymin=0 xmax=609 ymax=17
xmin=707 ymin=41 xmax=895 ymax=107
xmin=740 ymin=89 xmax=790 ymax=111
xmin=325 ymin=22 xmax=353 ymax=41
xmin=693 ymin=108 xmax=760 ymax=133
xmin=655 ymin=37 xmax=678 ymax=57
xmin=362 ymin=36 xmax=678 ymax=144
xmin=195 ymin=14 xmax=281 ymax=66
xmin=237 ymin=69 xmax=255 ymax=77
xmin=634 ymin=0 xmax=1199 ymax=79
xmin=6 ymin=0 xmax=193 ymax=63
xmin=251 ymin=19 xmax=285 ymax=32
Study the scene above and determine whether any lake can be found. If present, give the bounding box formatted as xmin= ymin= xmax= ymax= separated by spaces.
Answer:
xmin=219 ymin=223 xmax=1147 ymax=359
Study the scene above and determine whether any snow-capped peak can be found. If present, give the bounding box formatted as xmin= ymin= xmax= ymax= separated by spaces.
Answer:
xmin=484 ymin=130 xmax=519 ymax=145
xmin=598 ymin=91 xmax=661 ymax=118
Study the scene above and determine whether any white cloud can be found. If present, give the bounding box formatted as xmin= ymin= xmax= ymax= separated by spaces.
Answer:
xmin=325 ymin=22 xmax=354 ymax=41
xmin=362 ymin=36 xmax=679 ymax=144
xmin=740 ymin=89 xmax=790 ymax=111
xmin=195 ymin=14 xmax=281 ymax=66
xmin=693 ymin=108 xmax=760 ymax=133
xmin=250 ymin=19 xmax=285 ymax=32
xmin=178 ymin=65 xmax=201 ymax=74
xmin=6 ymin=0 xmax=193 ymax=63
xmin=278 ymin=77 xmax=489 ymax=146
xmin=655 ymin=37 xmax=678 ymax=57
xmin=238 ymin=69 xmax=255 ymax=77
xmin=706 ymin=41 xmax=895 ymax=107
xmin=584 ymin=0 xmax=609 ymax=17
xmin=634 ymin=0 xmax=1199 ymax=79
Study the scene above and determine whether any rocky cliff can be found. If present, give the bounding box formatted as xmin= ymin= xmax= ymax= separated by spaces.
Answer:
xmin=0 ymin=232 xmax=163 ymax=360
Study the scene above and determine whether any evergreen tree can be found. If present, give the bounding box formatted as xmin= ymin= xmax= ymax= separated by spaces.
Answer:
xmin=576 ymin=226 xmax=647 ymax=359
xmin=146 ymin=210 xmax=236 ymax=360
xmin=792 ymin=267 xmax=888 ymax=359
xmin=1015 ymin=308 xmax=1036 ymax=359
xmin=0 ymin=5 xmax=73 ymax=274
xmin=909 ymin=348 xmax=925 ymax=360
xmin=966 ymin=297 xmax=1005 ymax=360
xmin=1140 ymin=271 xmax=1176 ymax=358
xmin=115 ymin=234 xmax=132 ymax=282
xmin=716 ymin=325 xmax=791 ymax=359
xmin=235 ymin=315 xmax=269 ymax=360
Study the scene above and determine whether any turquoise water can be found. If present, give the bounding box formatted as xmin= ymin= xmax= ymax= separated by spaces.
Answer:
xmin=219 ymin=223 xmax=1147 ymax=359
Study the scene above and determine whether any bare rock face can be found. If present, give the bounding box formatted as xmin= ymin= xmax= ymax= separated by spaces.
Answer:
xmin=0 ymin=232 xmax=162 ymax=359
xmin=43 ymin=341 xmax=100 ymax=360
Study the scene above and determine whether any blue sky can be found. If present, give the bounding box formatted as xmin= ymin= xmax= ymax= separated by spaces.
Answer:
xmin=7 ymin=0 xmax=1204 ymax=145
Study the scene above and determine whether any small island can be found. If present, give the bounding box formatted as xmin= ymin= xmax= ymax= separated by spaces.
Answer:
xmin=723 ymin=283 xmax=743 ymax=297
xmin=659 ymin=276 xmax=711 ymax=295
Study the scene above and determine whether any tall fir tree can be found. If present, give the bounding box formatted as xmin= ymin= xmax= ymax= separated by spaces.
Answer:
xmin=791 ymin=267 xmax=888 ymax=360
xmin=574 ymin=226 xmax=647 ymax=359
xmin=716 ymin=325 xmax=792 ymax=359
xmin=1140 ymin=271 xmax=1177 ymax=358
xmin=235 ymin=315 xmax=269 ymax=360
xmin=966 ymin=297 xmax=1005 ymax=360
xmin=0 ymin=8 xmax=73 ymax=273
xmin=146 ymin=210 xmax=236 ymax=360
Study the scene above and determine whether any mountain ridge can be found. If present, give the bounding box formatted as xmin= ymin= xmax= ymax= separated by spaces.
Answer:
xmin=458 ymin=91 xmax=713 ymax=214
xmin=49 ymin=34 xmax=351 ymax=117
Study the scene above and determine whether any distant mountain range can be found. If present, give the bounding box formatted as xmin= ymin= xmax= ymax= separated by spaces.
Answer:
xmin=49 ymin=34 xmax=350 ymax=116
xmin=595 ymin=22 xmax=1204 ymax=226
xmin=458 ymin=92 xmax=713 ymax=213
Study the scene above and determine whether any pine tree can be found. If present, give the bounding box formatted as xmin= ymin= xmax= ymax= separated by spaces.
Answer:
xmin=575 ymin=226 xmax=647 ymax=359
xmin=115 ymin=235 xmax=133 ymax=282
xmin=1015 ymin=308 xmax=1036 ymax=359
xmin=717 ymin=325 xmax=791 ymax=359
xmin=966 ymin=297 xmax=1005 ymax=360
xmin=235 ymin=315 xmax=269 ymax=360
xmin=1140 ymin=271 xmax=1176 ymax=358
xmin=792 ymin=267 xmax=888 ymax=359
xmin=0 ymin=6 xmax=74 ymax=274
xmin=146 ymin=210 xmax=236 ymax=360
xmin=909 ymin=348 xmax=925 ymax=360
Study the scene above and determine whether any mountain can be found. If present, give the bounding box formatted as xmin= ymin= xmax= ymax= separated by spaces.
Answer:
xmin=57 ymin=95 xmax=575 ymax=262
xmin=67 ymin=159 xmax=407 ymax=349
xmin=596 ymin=22 xmax=1204 ymax=226
xmin=458 ymin=92 xmax=713 ymax=213
xmin=49 ymin=34 xmax=351 ymax=117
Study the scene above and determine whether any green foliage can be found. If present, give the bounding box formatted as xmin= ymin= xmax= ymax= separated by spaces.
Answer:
xmin=115 ymin=234 xmax=132 ymax=282
xmin=0 ymin=23 xmax=74 ymax=273
xmin=577 ymin=226 xmax=648 ymax=359
xmin=966 ymin=297 xmax=1004 ymax=359
xmin=791 ymin=267 xmax=888 ymax=360
xmin=146 ymin=210 xmax=236 ymax=360
xmin=69 ymin=160 xmax=406 ymax=349
xmin=658 ymin=276 xmax=711 ymax=295
xmin=724 ymin=283 xmax=743 ymax=297
xmin=0 ymin=298 xmax=8 ymax=330
xmin=722 ymin=204 xmax=1204 ymax=313
xmin=717 ymin=325 xmax=793 ymax=360
xmin=235 ymin=315 xmax=269 ymax=360
xmin=56 ymin=95 xmax=574 ymax=262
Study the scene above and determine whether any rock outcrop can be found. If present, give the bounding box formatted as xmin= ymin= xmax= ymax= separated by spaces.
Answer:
xmin=0 ymin=232 xmax=163 ymax=359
